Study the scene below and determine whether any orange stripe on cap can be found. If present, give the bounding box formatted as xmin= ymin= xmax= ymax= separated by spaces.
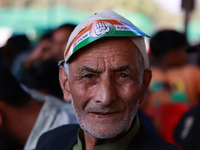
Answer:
xmin=64 ymin=23 xmax=92 ymax=59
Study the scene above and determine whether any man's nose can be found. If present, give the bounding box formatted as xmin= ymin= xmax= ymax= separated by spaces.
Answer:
xmin=95 ymin=76 xmax=117 ymax=106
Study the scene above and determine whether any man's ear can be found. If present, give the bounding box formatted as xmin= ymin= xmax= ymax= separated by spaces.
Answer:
xmin=139 ymin=69 xmax=152 ymax=104
xmin=59 ymin=66 xmax=71 ymax=102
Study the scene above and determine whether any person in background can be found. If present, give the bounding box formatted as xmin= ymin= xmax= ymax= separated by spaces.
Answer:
xmin=36 ymin=11 xmax=179 ymax=150
xmin=51 ymin=23 xmax=76 ymax=61
xmin=22 ymin=60 xmax=63 ymax=98
xmin=24 ymin=23 xmax=76 ymax=67
xmin=144 ymin=29 xmax=200 ymax=109
xmin=0 ymin=64 xmax=77 ymax=150
xmin=23 ymin=31 xmax=53 ymax=69
xmin=0 ymin=34 xmax=31 ymax=68
xmin=141 ymin=29 xmax=200 ymax=146
xmin=174 ymin=102 xmax=200 ymax=150
xmin=20 ymin=24 xmax=76 ymax=98
xmin=149 ymin=30 xmax=187 ymax=70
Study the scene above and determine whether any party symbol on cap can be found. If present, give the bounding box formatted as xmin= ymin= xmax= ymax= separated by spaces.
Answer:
xmin=95 ymin=22 xmax=110 ymax=36
xmin=90 ymin=21 xmax=115 ymax=37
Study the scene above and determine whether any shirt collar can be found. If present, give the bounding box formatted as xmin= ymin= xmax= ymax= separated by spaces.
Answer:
xmin=73 ymin=116 xmax=140 ymax=150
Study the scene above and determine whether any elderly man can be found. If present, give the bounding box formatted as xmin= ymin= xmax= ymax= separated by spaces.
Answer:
xmin=36 ymin=11 xmax=179 ymax=150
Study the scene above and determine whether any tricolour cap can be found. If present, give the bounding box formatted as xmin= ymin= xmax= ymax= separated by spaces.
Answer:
xmin=64 ymin=10 xmax=150 ymax=69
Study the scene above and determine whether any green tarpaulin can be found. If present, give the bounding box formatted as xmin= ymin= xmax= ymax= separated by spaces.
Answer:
xmin=0 ymin=5 xmax=155 ymax=36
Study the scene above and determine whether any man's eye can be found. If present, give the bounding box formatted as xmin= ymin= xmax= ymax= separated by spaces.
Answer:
xmin=81 ymin=73 xmax=98 ymax=84
xmin=84 ymin=74 xmax=94 ymax=78
xmin=120 ymin=73 xmax=128 ymax=77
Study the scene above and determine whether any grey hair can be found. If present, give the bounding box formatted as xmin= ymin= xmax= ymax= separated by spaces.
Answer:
xmin=63 ymin=62 xmax=70 ymax=77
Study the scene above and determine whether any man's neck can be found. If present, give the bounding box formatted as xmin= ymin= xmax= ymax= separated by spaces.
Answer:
xmin=83 ymin=132 xmax=125 ymax=150
xmin=83 ymin=117 xmax=137 ymax=150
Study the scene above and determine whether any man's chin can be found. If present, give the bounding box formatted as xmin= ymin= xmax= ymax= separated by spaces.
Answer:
xmin=81 ymin=122 xmax=127 ymax=140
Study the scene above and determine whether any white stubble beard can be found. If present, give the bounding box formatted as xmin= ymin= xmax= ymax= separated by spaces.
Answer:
xmin=71 ymin=96 xmax=139 ymax=139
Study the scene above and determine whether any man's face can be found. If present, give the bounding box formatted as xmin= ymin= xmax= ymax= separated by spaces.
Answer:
xmin=61 ymin=38 xmax=150 ymax=140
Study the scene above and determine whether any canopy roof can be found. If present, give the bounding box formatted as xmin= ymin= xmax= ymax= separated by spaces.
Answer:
xmin=0 ymin=5 xmax=155 ymax=35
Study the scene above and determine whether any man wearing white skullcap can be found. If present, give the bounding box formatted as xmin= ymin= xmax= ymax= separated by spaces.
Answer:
xmin=36 ymin=11 xmax=179 ymax=150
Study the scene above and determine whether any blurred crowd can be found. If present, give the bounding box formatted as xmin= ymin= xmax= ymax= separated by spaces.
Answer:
xmin=0 ymin=22 xmax=200 ymax=150
xmin=141 ymin=30 xmax=200 ymax=149
xmin=0 ymin=23 xmax=78 ymax=150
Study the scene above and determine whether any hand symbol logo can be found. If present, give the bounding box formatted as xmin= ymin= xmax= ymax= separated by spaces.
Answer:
xmin=95 ymin=22 xmax=110 ymax=36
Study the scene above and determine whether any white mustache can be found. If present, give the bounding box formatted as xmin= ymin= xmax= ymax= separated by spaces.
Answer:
xmin=86 ymin=104 xmax=123 ymax=114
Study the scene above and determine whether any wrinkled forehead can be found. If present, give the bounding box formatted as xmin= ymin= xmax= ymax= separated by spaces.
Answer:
xmin=68 ymin=37 xmax=144 ymax=70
